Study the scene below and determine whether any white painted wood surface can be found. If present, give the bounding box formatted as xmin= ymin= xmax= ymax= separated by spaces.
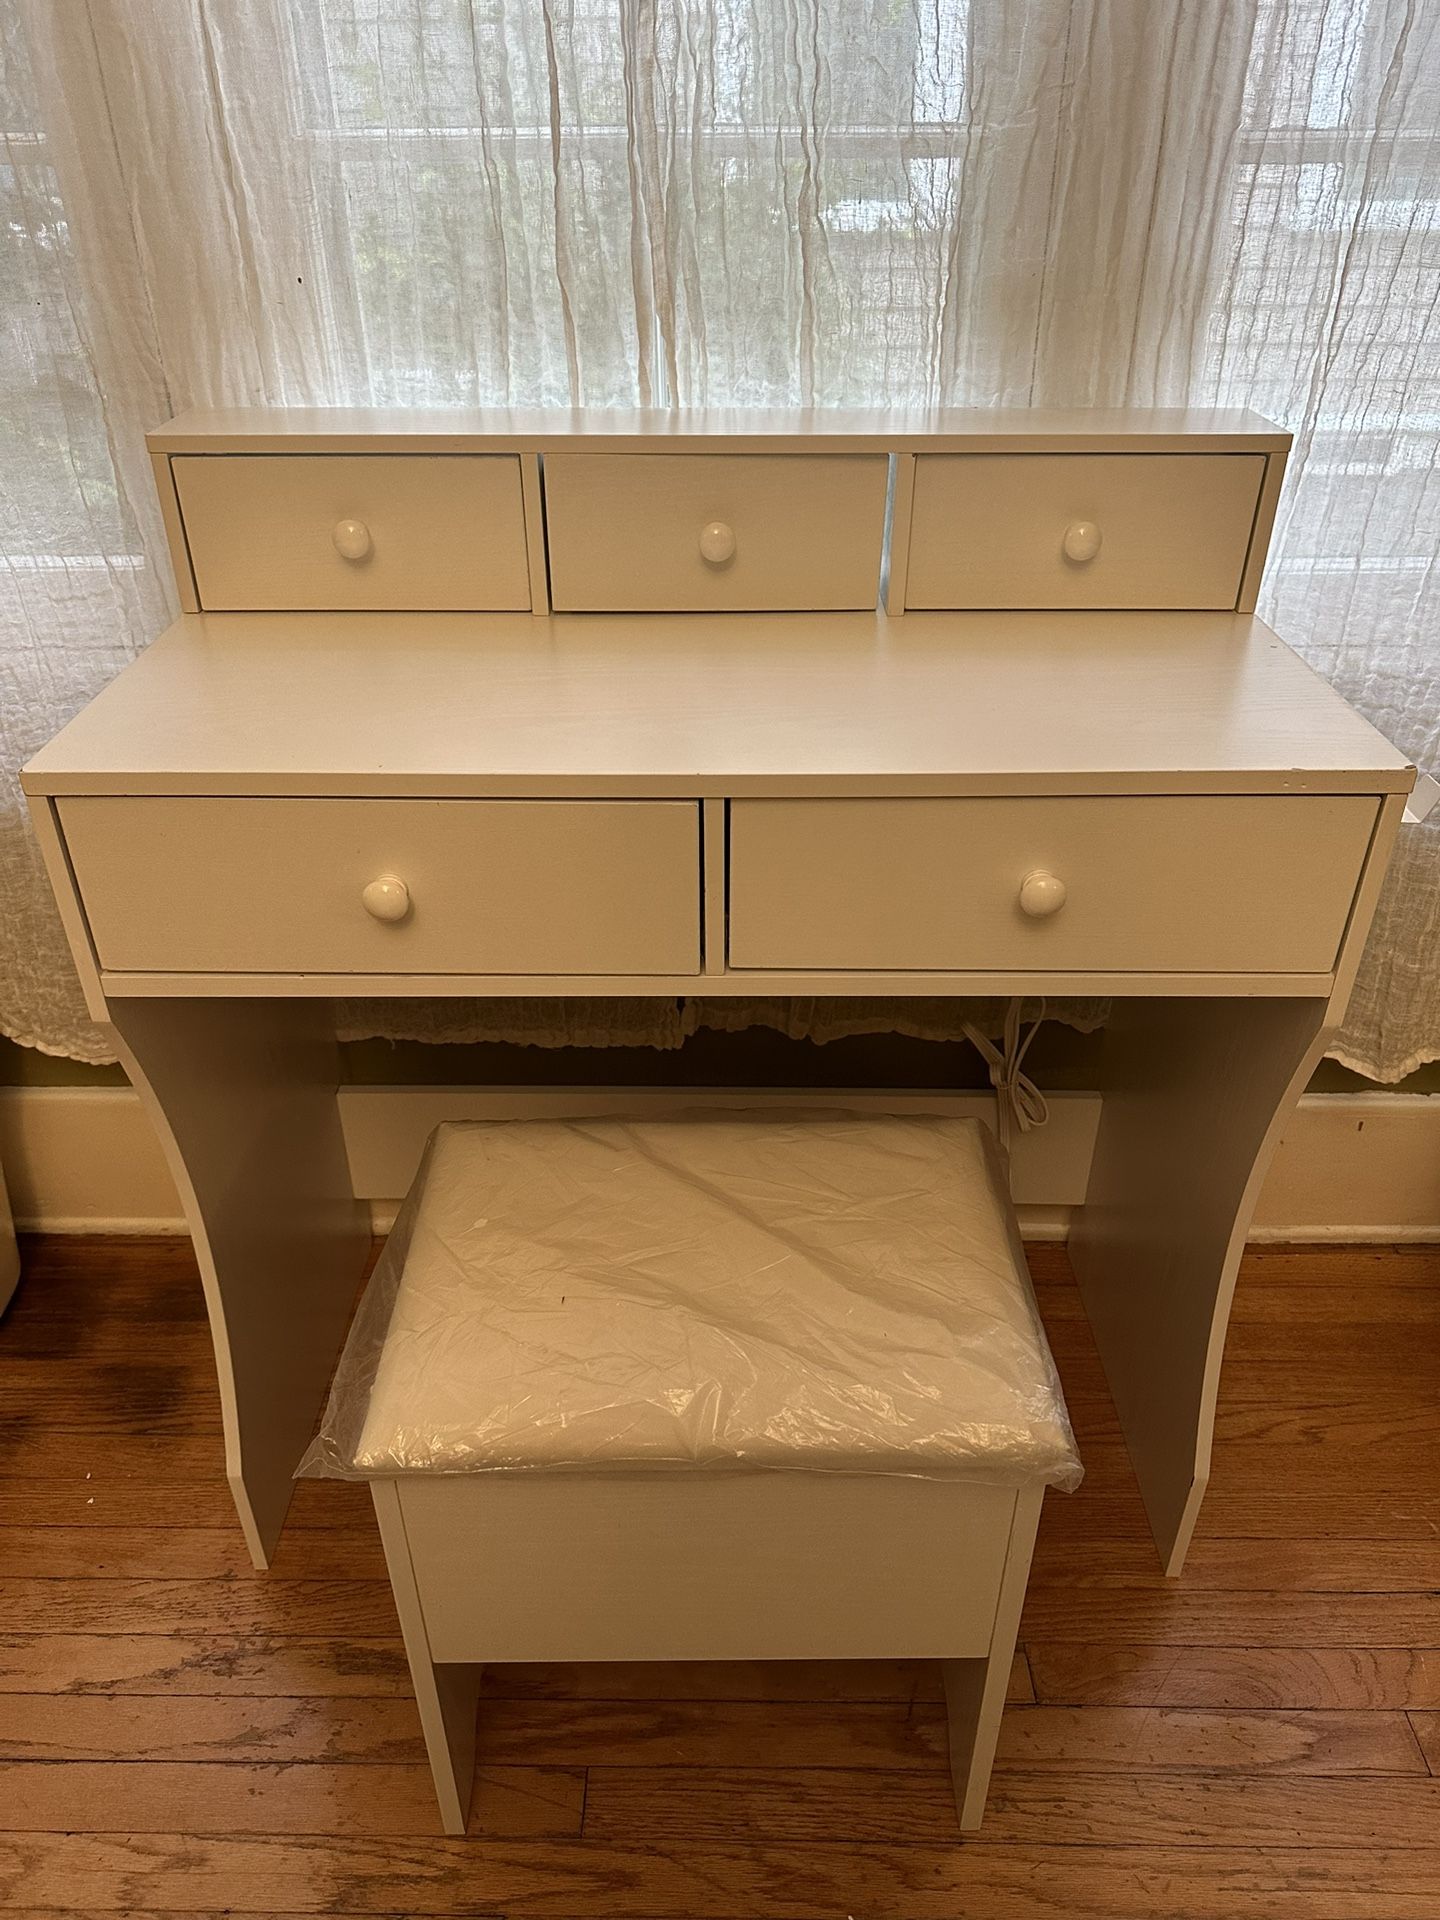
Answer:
xmin=0 ymin=1160 xmax=18 ymax=1313
xmin=945 ymin=1482 xmax=1044 ymax=1828
xmin=26 ymin=797 xmax=108 ymax=1022
xmin=171 ymin=454 xmax=531 ymax=611
xmin=144 ymin=408 xmax=1292 ymax=623
xmin=727 ymin=795 xmax=1379 ymax=975
xmin=1236 ymin=450 xmax=1288 ymax=614
xmin=58 ymin=796 xmax=701 ymax=977
xmin=543 ymin=453 xmax=889 ymax=611
xmin=380 ymin=1470 xmax=1038 ymax=1832
xmin=89 ymin=966 xmax=1346 ymax=1000
xmin=21 ymin=612 xmax=1410 ymax=799
xmin=148 ymin=405 xmax=1292 ymax=454
xmin=905 ymin=453 xmax=1264 ymax=610
xmin=517 ymin=454 xmax=549 ymax=615
xmin=148 ymin=450 xmax=198 ymax=611
xmin=1329 ymin=790 xmax=1408 ymax=1019
xmin=105 ymin=997 xmax=369 ymax=1569
xmin=1069 ymin=996 xmax=1330 ymax=1575
xmin=21 ymin=408 xmax=1416 ymax=1585
xmin=883 ymin=451 xmax=917 ymax=614
xmin=371 ymin=1480 xmax=480 ymax=1836
xmin=397 ymin=1473 xmax=1017 ymax=1663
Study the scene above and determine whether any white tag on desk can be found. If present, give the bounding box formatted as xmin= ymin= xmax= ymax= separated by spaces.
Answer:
xmin=1404 ymin=771 xmax=1439 ymax=826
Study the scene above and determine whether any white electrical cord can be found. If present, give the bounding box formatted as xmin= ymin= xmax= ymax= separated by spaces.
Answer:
xmin=961 ymin=998 xmax=1049 ymax=1154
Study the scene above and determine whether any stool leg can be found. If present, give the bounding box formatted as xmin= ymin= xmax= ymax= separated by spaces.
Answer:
xmin=372 ymin=1482 xmax=481 ymax=1835
xmin=942 ymin=1484 xmax=1043 ymax=1832
xmin=411 ymin=1660 xmax=484 ymax=1837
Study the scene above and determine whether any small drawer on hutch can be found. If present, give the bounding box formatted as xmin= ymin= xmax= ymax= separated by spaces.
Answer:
xmin=58 ymin=797 xmax=700 ymax=977
xmin=543 ymin=454 xmax=889 ymax=611
xmin=728 ymin=795 xmax=1378 ymax=976
xmin=904 ymin=453 xmax=1266 ymax=610
xmin=170 ymin=455 xmax=532 ymax=610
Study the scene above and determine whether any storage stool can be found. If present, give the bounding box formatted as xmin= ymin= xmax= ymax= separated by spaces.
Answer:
xmin=301 ymin=1111 xmax=1080 ymax=1836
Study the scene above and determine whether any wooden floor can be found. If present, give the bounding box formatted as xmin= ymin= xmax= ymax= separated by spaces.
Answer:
xmin=0 ymin=1237 xmax=1437 ymax=1918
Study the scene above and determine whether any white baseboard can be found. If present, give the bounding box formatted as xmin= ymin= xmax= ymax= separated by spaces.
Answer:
xmin=1 ymin=1083 xmax=1436 ymax=1242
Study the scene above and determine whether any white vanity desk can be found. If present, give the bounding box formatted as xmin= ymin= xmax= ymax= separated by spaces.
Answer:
xmin=23 ymin=409 xmax=1412 ymax=1579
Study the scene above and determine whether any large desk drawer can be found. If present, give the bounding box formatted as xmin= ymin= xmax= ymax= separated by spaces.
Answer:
xmin=544 ymin=454 xmax=889 ymax=611
xmin=728 ymin=796 xmax=1378 ymax=975
xmin=171 ymin=455 xmax=532 ymax=611
xmin=59 ymin=798 xmax=701 ymax=976
xmin=904 ymin=454 xmax=1265 ymax=610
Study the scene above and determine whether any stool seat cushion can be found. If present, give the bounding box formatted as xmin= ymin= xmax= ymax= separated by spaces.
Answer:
xmin=306 ymin=1112 xmax=1081 ymax=1489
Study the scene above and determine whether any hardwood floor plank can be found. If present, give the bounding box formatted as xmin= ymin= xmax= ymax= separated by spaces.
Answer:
xmin=0 ymin=1580 xmax=402 ymax=1637
xmin=0 ymin=1634 xmax=412 ymax=1698
xmin=1031 ymin=1537 xmax=1440 ymax=1592
xmin=994 ymin=1705 xmax=1425 ymax=1774
xmin=1051 ymin=1432 xmax=1440 ymax=1496
xmin=0 ymin=1479 xmax=374 ymax=1532
xmin=466 ymin=1696 xmax=1422 ymax=1775
xmin=0 ymin=1641 xmax=1028 ymax=1709
xmin=1044 ymin=1316 xmax=1440 ymax=1372
xmin=0 ymin=1366 xmax=221 ymax=1435
xmin=0 ymin=1401 xmax=220 ymax=1439
xmin=0 ymin=1318 xmax=213 ymax=1362
xmin=1207 ymin=1400 xmax=1440 ymax=1449
xmin=1020 ymin=1588 xmax=1440 ymax=1646
xmin=1039 ymin=1488 xmax=1440 ymax=1543
xmin=584 ymin=1767 xmax=1440 ymax=1850
xmin=1047 ymin=1392 xmax=1440 ymax=1459
xmin=0 ymin=1434 xmax=223 ymax=1482
xmin=3 ymin=1832 xmax=1439 ymax=1918
xmin=0 ymin=1694 xmax=428 ymax=1764
xmin=1030 ymin=1243 xmax=1440 ymax=1295
xmin=1227 ymin=1247 xmax=1440 ymax=1289
xmin=473 ymin=1698 xmax=951 ymax=1769
xmin=0 ymin=1761 xmax=584 ymax=1836
xmin=1211 ymin=1320 xmax=1440 ymax=1367
xmin=485 ymin=1660 xmax=945 ymax=1704
xmin=1225 ymin=1284 xmax=1440 ymax=1325
xmin=477 ymin=1652 xmax=1029 ymax=1706
xmin=581 ymin=1766 xmax=963 ymax=1843
xmin=8 ymin=1236 xmax=206 ymax=1303
xmin=1027 ymin=1644 xmax=1440 ymax=1710
xmin=0 ymin=1528 xmax=387 ymax=1582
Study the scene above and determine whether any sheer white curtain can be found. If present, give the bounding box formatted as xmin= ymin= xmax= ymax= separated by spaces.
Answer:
xmin=2 ymin=0 xmax=1436 ymax=1076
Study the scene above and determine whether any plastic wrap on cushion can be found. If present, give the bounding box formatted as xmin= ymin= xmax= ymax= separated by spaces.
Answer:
xmin=297 ymin=1112 xmax=1081 ymax=1490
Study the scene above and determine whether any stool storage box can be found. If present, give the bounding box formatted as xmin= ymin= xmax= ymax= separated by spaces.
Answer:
xmin=301 ymin=1112 xmax=1081 ymax=1835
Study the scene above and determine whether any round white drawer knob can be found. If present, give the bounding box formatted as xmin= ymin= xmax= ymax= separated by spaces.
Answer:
xmin=333 ymin=518 xmax=373 ymax=562
xmin=699 ymin=520 xmax=736 ymax=566
xmin=361 ymin=875 xmax=410 ymax=923
xmin=1062 ymin=520 xmax=1102 ymax=564
xmin=1019 ymin=870 xmax=1067 ymax=919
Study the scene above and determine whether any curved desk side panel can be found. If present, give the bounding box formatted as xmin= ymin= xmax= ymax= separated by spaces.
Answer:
xmin=107 ymin=997 xmax=368 ymax=1569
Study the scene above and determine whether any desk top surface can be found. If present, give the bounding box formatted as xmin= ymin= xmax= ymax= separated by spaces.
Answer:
xmin=24 ymin=610 xmax=1411 ymax=800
